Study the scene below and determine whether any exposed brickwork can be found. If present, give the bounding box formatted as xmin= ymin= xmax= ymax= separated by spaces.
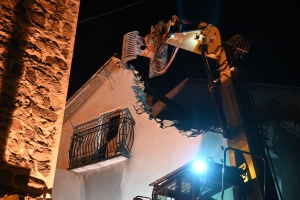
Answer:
xmin=0 ymin=0 xmax=80 ymax=197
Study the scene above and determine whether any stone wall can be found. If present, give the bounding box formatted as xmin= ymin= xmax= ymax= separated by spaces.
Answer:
xmin=0 ymin=0 xmax=80 ymax=197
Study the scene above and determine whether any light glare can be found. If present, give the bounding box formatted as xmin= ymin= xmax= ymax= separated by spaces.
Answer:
xmin=193 ymin=160 xmax=206 ymax=173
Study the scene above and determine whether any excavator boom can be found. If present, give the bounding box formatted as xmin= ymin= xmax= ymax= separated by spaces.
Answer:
xmin=122 ymin=15 xmax=281 ymax=200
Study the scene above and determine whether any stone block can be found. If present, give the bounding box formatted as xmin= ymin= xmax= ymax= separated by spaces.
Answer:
xmin=14 ymin=174 xmax=47 ymax=189
xmin=30 ymin=147 xmax=52 ymax=162
xmin=31 ymin=12 xmax=46 ymax=27
xmin=31 ymin=104 xmax=58 ymax=122
xmin=38 ymin=162 xmax=51 ymax=177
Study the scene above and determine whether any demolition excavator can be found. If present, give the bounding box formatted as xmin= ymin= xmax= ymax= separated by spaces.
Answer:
xmin=122 ymin=16 xmax=283 ymax=200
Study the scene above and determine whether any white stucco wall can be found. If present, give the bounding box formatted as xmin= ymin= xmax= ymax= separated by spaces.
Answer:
xmin=53 ymin=62 xmax=230 ymax=199
xmin=80 ymin=123 xmax=230 ymax=200
xmin=52 ymin=169 xmax=84 ymax=200
xmin=81 ymin=114 xmax=201 ymax=200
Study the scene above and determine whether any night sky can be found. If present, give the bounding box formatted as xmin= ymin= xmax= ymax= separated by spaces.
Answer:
xmin=67 ymin=0 xmax=299 ymax=99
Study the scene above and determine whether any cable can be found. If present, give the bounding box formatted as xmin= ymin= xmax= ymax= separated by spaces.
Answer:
xmin=70 ymin=115 xmax=75 ymax=130
xmin=201 ymin=132 xmax=205 ymax=160
xmin=207 ymin=157 xmax=215 ymax=169
xmin=197 ymin=157 xmax=215 ymax=200
xmin=78 ymin=0 xmax=147 ymax=24
xmin=151 ymin=46 xmax=179 ymax=75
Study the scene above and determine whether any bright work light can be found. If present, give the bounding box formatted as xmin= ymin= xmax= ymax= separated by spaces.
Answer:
xmin=192 ymin=159 xmax=207 ymax=173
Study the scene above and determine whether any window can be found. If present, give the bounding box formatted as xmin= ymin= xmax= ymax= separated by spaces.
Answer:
xmin=68 ymin=108 xmax=134 ymax=170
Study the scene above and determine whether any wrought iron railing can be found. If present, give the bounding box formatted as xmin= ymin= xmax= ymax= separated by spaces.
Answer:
xmin=68 ymin=108 xmax=135 ymax=169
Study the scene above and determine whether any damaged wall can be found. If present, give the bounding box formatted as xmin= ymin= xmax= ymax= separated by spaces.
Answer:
xmin=53 ymin=61 xmax=233 ymax=200
xmin=250 ymin=84 xmax=300 ymax=199
xmin=0 ymin=0 xmax=80 ymax=197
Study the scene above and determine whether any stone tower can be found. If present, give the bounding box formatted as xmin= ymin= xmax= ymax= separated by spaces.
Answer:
xmin=0 ymin=0 xmax=80 ymax=198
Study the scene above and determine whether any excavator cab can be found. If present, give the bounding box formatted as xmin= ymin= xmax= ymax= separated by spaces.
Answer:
xmin=134 ymin=159 xmax=246 ymax=200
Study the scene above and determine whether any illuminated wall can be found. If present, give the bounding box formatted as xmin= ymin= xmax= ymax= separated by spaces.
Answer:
xmin=0 ymin=0 xmax=80 ymax=197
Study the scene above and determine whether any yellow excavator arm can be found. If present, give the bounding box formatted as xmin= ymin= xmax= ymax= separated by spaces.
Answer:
xmin=123 ymin=15 xmax=281 ymax=200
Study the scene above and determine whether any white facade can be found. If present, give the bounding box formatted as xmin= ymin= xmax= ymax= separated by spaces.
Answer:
xmin=53 ymin=57 xmax=231 ymax=200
